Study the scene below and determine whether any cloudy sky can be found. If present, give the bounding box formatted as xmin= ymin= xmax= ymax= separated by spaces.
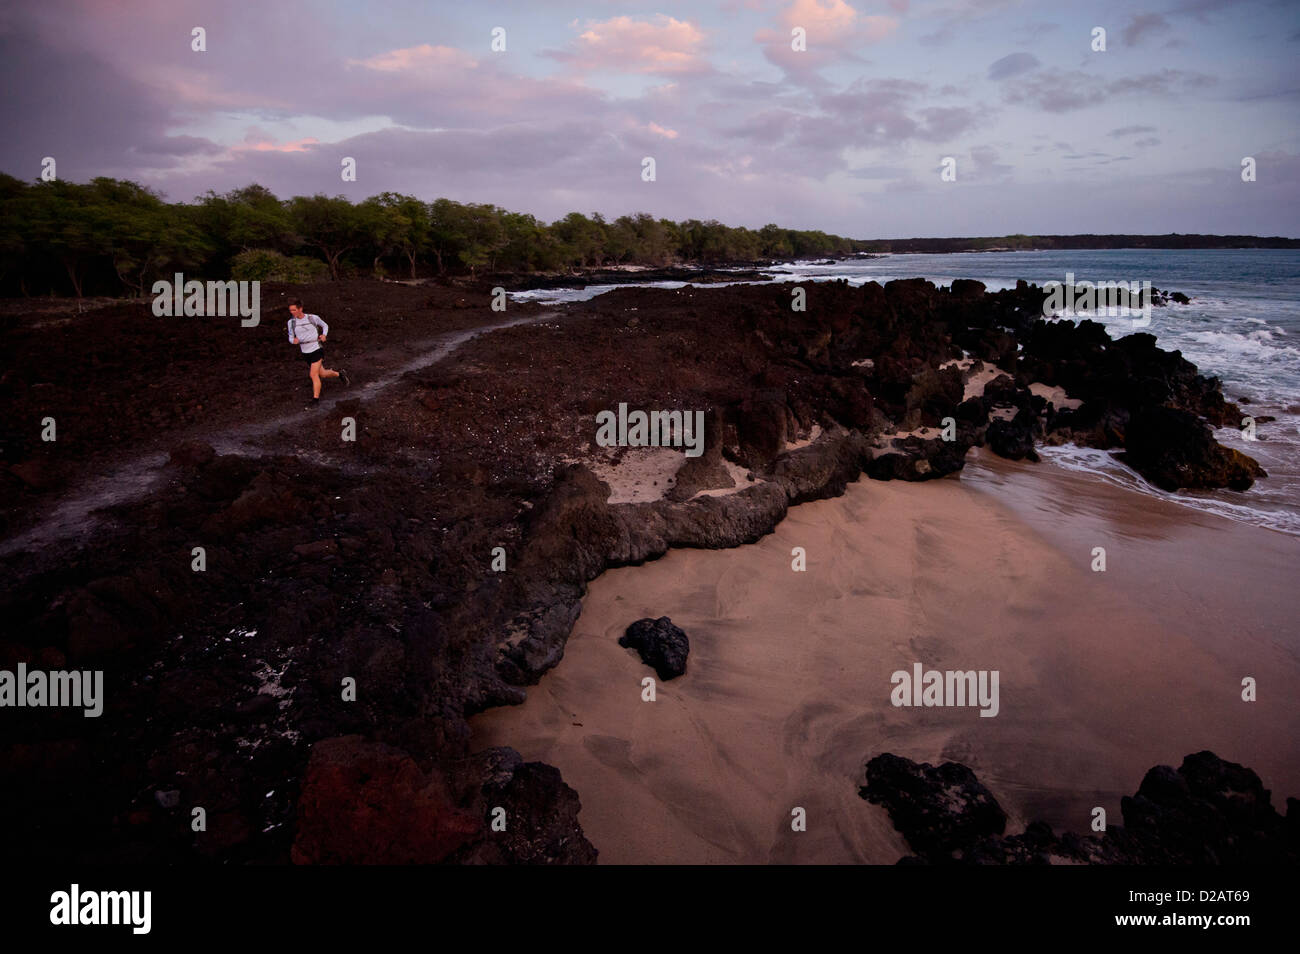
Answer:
xmin=2 ymin=0 xmax=1297 ymax=237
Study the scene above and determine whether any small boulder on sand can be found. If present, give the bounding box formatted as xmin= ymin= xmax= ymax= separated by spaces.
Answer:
xmin=619 ymin=616 xmax=690 ymax=680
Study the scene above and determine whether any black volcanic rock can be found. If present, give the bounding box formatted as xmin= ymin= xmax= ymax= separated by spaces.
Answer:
xmin=865 ymin=434 xmax=971 ymax=481
xmin=986 ymin=411 xmax=1039 ymax=462
xmin=1050 ymin=398 xmax=1139 ymax=450
xmin=1120 ymin=750 xmax=1287 ymax=863
xmin=955 ymin=396 xmax=988 ymax=425
xmin=1019 ymin=320 xmax=1242 ymax=427
xmin=452 ymin=748 xmax=598 ymax=865
xmin=903 ymin=364 xmax=964 ymax=429
xmin=736 ymin=389 xmax=791 ymax=469
xmin=668 ymin=407 xmax=733 ymax=502
xmin=619 ymin=616 xmax=690 ymax=680
xmin=860 ymin=753 xmax=1007 ymax=859
xmin=861 ymin=750 xmax=1298 ymax=864
xmin=950 ymin=279 xmax=986 ymax=299
xmin=1121 ymin=406 xmax=1265 ymax=491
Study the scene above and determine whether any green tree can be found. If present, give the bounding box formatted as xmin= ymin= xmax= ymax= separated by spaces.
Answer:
xmin=23 ymin=180 xmax=109 ymax=299
xmin=0 ymin=173 xmax=30 ymax=291
xmin=364 ymin=193 xmax=430 ymax=279
xmin=427 ymin=197 xmax=468 ymax=275
xmin=288 ymin=194 xmax=372 ymax=280
xmin=88 ymin=178 xmax=209 ymax=296
xmin=458 ymin=204 xmax=507 ymax=277
xmin=498 ymin=211 xmax=546 ymax=272
xmin=759 ymin=223 xmax=794 ymax=259
xmin=550 ymin=212 xmax=604 ymax=267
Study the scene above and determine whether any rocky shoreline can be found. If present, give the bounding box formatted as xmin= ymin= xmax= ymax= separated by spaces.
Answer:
xmin=0 ymin=276 xmax=1282 ymax=863
xmin=863 ymin=750 xmax=1298 ymax=864
xmin=490 ymin=264 xmax=774 ymax=291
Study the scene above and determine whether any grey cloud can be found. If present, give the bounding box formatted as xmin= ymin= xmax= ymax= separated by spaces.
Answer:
xmin=1013 ymin=21 xmax=1060 ymax=43
xmin=988 ymin=52 xmax=1040 ymax=80
xmin=846 ymin=164 xmax=911 ymax=179
xmin=1123 ymin=13 xmax=1173 ymax=46
xmin=0 ymin=25 xmax=196 ymax=184
xmin=723 ymin=79 xmax=979 ymax=169
xmin=1006 ymin=69 xmax=1217 ymax=112
xmin=135 ymin=135 xmax=225 ymax=157
xmin=1107 ymin=69 xmax=1215 ymax=96
xmin=967 ymin=145 xmax=1013 ymax=180
xmin=917 ymin=106 xmax=979 ymax=140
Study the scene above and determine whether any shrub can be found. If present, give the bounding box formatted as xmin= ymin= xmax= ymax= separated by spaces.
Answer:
xmin=231 ymin=249 xmax=330 ymax=283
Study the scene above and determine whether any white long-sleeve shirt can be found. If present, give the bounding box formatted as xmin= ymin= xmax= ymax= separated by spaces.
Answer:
xmin=287 ymin=313 xmax=329 ymax=353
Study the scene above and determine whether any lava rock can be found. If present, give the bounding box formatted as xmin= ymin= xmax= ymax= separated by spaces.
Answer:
xmin=619 ymin=616 xmax=690 ymax=680
xmin=1121 ymin=406 xmax=1265 ymax=491
xmin=861 ymin=753 xmax=1008 ymax=859
xmin=668 ymin=407 xmax=735 ymax=502
xmin=735 ymin=390 xmax=790 ymax=469
xmin=865 ymin=434 xmax=971 ymax=481
xmin=986 ymin=411 xmax=1039 ymax=462
xmin=291 ymin=735 xmax=480 ymax=864
xmin=1120 ymin=750 xmax=1289 ymax=863
xmin=452 ymin=750 xmax=598 ymax=865
xmin=950 ymin=279 xmax=986 ymax=299
xmin=861 ymin=750 xmax=1298 ymax=864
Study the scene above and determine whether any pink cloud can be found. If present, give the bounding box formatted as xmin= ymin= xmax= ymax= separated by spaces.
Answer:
xmin=235 ymin=129 xmax=320 ymax=153
xmin=548 ymin=15 xmax=709 ymax=75
xmin=758 ymin=0 xmax=901 ymax=75
xmin=346 ymin=43 xmax=478 ymax=74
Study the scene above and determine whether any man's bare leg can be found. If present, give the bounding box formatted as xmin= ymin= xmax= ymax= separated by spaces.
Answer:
xmin=310 ymin=361 xmax=323 ymax=398
xmin=319 ymin=363 xmax=348 ymax=387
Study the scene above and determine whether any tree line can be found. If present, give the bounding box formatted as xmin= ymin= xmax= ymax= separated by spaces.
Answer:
xmin=0 ymin=174 xmax=862 ymax=298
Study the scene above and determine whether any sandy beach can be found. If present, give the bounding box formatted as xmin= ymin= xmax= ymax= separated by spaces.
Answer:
xmin=472 ymin=451 xmax=1300 ymax=864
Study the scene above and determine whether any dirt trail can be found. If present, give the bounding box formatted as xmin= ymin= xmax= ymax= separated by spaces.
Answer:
xmin=1 ymin=311 xmax=561 ymax=558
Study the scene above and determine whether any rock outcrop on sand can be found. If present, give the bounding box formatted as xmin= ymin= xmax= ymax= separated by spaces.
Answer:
xmin=0 ymin=277 xmax=1273 ymax=864
xmin=619 ymin=616 xmax=690 ymax=680
xmin=1121 ymin=406 xmax=1266 ymax=491
xmin=861 ymin=750 xmax=1298 ymax=864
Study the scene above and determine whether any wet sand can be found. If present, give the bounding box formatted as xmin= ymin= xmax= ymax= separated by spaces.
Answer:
xmin=471 ymin=450 xmax=1300 ymax=864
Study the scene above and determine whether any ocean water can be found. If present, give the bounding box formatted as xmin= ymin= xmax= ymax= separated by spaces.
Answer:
xmin=515 ymin=250 xmax=1300 ymax=534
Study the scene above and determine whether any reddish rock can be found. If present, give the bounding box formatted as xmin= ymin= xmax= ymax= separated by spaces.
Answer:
xmin=291 ymin=735 xmax=480 ymax=864
xmin=197 ymin=811 xmax=252 ymax=857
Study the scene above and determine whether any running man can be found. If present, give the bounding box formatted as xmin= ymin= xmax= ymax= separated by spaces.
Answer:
xmin=287 ymin=298 xmax=349 ymax=406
